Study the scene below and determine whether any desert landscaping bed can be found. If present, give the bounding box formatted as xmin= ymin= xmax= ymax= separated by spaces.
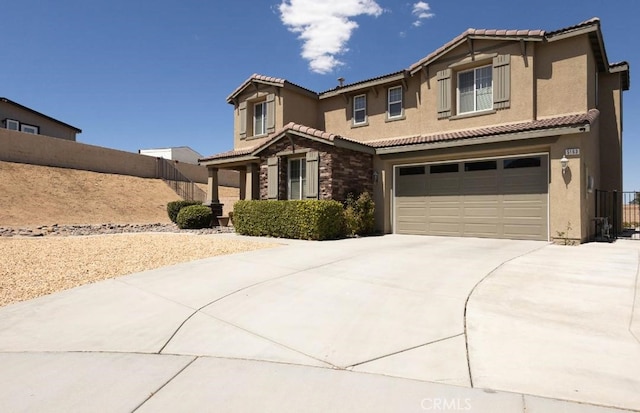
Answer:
xmin=0 ymin=233 xmax=278 ymax=307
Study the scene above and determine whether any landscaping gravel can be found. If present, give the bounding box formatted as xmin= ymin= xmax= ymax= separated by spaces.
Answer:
xmin=0 ymin=232 xmax=278 ymax=307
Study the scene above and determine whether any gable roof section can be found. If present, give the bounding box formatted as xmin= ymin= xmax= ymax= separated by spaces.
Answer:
xmin=408 ymin=28 xmax=545 ymax=75
xmin=226 ymin=74 xmax=318 ymax=104
xmin=0 ymin=97 xmax=82 ymax=133
xmin=199 ymin=122 xmax=374 ymax=164
xmin=370 ymin=110 xmax=600 ymax=153
xmin=250 ymin=122 xmax=374 ymax=155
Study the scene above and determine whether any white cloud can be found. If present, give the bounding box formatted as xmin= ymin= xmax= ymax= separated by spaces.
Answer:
xmin=278 ymin=0 xmax=384 ymax=74
xmin=411 ymin=1 xmax=434 ymax=27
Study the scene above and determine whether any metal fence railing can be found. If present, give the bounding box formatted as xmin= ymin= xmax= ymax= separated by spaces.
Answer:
xmin=622 ymin=191 xmax=640 ymax=230
xmin=156 ymin=158 xmax=206 ymax=203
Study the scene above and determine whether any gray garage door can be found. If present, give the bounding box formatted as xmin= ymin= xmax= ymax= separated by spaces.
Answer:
xmin=394 ymin=155 xmax=548 ymax=240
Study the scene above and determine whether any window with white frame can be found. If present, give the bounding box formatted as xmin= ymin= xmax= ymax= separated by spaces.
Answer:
xmin=20 ymin=124 xmax=39 ymax=134
xmin=457 ymin=65 xmax=492 ymax=114
xmin=353 ymin=94 xmax=367 ymax=125
xmin=288 ymin=158 xmax=307 ymax=200
xmin=388 ymin=86 xmax=403 ymax=118
xmin=5 ymin=119 xmax=19 ymax=131
xmin=254 ymin=101 xmax=267 ymax=136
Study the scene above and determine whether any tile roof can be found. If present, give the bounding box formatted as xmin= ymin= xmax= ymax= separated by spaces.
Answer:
xmin=199 ymin=147 xmax=256 ymax=162
xmin=226 ymin=74 xmax=318 ymax=103
xmin=368 ymin=110 xmax=600 ymax=148
xmin=199 ymin=122 xmax=362 ymax=162
xmin=408 ymin=27 xmax=545 ymax=73
xmin=545 ymin=17 xmax=600 ymax=36
xmin=201 ymin=110 xmax=599 ymax=162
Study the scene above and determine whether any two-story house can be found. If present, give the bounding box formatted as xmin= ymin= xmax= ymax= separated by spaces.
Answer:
xmin=200 ymin=18 xmax=630 ymax=243
xmin=1 ymin=97 xmax=81 ymax=141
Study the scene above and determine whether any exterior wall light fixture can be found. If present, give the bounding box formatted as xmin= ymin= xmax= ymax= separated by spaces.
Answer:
xmin=560 ymin=155 xmax=569 ymax=173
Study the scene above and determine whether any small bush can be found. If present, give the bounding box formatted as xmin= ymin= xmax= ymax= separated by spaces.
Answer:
xmin=233 ymin=200 xmax=345 ymax=240
xmin=344 ymin=192 xmax=375 ymax=236
xmin=176 ymin=205 xmax=212 ymax=229
xmin=167 ymin=200 xmax=201 ymax=223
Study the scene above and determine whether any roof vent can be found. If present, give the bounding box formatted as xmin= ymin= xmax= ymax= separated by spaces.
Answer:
xmin=337 ymin=77 xmax=345 ymax=87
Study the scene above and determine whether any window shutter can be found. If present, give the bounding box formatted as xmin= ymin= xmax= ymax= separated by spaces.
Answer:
xmin=238 ymin=101 xmax=247 ymax=138
xmin=305 ymin=151 xmax=319 ymax=199
xmin=267 ymin=156 xmax=279 ymax=199
xmin=493 ymin=55 xmax=511 ymax=109
xmin=436 ymin=69 xmax=452 ymax=119
xmin=266 ymin=93 xmax=276 ymax=133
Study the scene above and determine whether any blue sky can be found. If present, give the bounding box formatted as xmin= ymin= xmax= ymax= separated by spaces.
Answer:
xmin=3 ymin=0 xmax=638 ymax=190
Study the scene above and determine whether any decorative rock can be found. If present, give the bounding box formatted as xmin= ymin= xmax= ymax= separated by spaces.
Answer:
xmin=0 ymin=223 xmax=234 ymax=238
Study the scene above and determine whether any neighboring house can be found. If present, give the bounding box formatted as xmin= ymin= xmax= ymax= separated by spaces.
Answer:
xmin=0 ymin=97 xmax=81 ymax=141
xmin=200 ymin=18 xmax=630 ymax=243
xmin=139 ymin=146 xmax=203 ymax=165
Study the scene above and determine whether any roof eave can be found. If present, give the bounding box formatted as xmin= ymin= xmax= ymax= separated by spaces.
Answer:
xmin=199 ymin=155 xmax=260 ymax=167
xmin=409 ymin=35 xmax=543 ymax=76
xmin=319 ymin=71 xmax=407 ymax=98
xmin=375 ymin=125 xmax=590 ymax=155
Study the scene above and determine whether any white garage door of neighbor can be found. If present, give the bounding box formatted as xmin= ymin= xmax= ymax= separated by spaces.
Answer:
xmin=394 ymin=154 xmax=548 ymax=240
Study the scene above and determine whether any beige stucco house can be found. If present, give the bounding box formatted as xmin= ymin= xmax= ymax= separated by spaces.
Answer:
xmin=1 ymin=97 xmax=81 ymax=141
xmin=200 ymin=18 xmax=630 ymax=243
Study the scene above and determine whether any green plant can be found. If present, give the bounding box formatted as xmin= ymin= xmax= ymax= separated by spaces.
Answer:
xmin=555 ymin=221 xmax=575 ymax=245
xmin=167 ymin=200 xmax=201 ymax=223
xmin=176 ymin=205 xmax=212 ymax=229
xmin=233 ymin=200 xmax=346 ymax=240
xmin=343 ymin=192 xmax=375 ymax=236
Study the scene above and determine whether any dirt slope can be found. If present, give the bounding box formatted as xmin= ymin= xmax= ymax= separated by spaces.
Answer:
xmin=0 ymin=161 xmax=238 ymax=227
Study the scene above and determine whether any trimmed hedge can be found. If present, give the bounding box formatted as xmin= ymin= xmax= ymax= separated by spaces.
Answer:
xmin=167 ymin=200 xmax=202 ymax=223
xmin=176 ymin=205 xmax=213 ymax=229
xmin=233 ymin=200 xmax=345 ymax=240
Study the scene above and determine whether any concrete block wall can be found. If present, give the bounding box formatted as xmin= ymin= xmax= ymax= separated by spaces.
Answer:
xmin=0 ymin=128 xmax=238 ymax=187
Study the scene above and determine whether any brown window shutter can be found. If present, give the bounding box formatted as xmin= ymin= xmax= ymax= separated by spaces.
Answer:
xmin=267 ymin=156 xmax=279 ymax=199
xmin=436 ymin=69 xmax=452 ymax=119
xmin=266 ymin=93 xmax=276 ymax=133
xmin=238 ymin=101 xmax=247 ymax=138
xmin=493 ymin=55 xmax=511 ymax=109
xmin=305 ymin=151 xmax=319 ymax=199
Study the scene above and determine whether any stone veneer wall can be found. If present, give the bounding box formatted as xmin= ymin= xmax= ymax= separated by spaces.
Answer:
xmin=258 ymin=134 xmax=373 ymax=201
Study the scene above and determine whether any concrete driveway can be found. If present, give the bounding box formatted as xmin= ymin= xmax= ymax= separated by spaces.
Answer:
xmin=0 ymin=235 xmax=638 ymax=412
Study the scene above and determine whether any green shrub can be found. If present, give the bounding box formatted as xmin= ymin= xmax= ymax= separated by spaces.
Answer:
xmin=233 ymin=200 xmax=345 ymax=240
xmin=344 ymin=192 xmax=375 ymax=236
xmin=176 ymin=205 xmax=212 ymax=229
xmin=167 ymin=200 xmax=202 ymax=223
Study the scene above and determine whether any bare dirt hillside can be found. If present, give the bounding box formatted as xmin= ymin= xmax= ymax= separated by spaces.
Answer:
xmin=0 ymin=161 xmax=238 ymax=227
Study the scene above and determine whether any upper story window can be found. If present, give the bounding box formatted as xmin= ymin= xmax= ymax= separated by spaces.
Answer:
xmin=388 ymin=86 xmax=403 ymax=119
xmin=353 ymin=94 xmax=367 ymax=125
xmin=458 ymin=65 xmax=492 ymax=114
xmin=5 ymin=119 xmax=19 ymax=131
xmin=437 ymin=56 xmax=510 ymax=120
xmin=254 ymin=101 xmax=267 ymax=136
xmin=20 ymin=124 xmax=39 ymax=134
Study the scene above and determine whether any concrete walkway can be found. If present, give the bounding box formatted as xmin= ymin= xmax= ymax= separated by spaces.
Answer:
xmin=0 ymin=235 xmax=638 ymax=412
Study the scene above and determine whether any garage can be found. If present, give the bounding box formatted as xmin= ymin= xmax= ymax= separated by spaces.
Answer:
xmin=394 ymin=154 xmax=548 ymax=240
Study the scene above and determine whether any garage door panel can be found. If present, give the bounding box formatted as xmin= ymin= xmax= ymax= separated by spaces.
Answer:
xmin=428 ymin=222 xmax=463 ymax=236
xmin=394 ymin=155 xmax=548 ymax=241
xmin=463 ymin=223 xmax=500 ymax=237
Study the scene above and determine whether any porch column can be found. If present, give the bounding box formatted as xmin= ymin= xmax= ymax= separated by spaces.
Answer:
xmin=238 ymin=169 xmax=247 ymax=200
xmin=246 ymin=163 xmax=260 ymax=200
xmin=206 ymin=167 xmax=220 ymax=204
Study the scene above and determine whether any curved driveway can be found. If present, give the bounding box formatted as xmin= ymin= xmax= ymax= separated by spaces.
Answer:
xmin=0 ymin=234 xmax=638 ymax=412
